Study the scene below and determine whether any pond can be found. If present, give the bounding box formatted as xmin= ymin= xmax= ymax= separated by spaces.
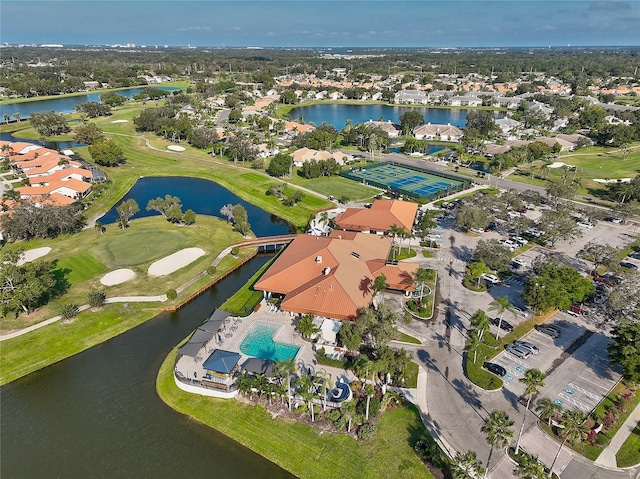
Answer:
xmin=0 ymin=86 xmax=181 ymax=119
xmin=289 ymin=103 xmax=503 ymax=130
xmin=98 ymin=176 xmax=295 ymax=236
xmin=0 ymin=255 xmax=294 ymax=479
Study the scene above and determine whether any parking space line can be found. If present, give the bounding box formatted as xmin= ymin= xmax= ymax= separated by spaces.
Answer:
xmin=568 ymin=383 xmax=601 ymax=401
xmin=557 ymin=393 xmax=590 ymax=412
xmin=578 ymin=375 xmax=614 ymax=391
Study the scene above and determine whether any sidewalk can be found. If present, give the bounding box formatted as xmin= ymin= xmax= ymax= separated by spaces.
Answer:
xmin=596 ymin=402 xmax=640 ymax=468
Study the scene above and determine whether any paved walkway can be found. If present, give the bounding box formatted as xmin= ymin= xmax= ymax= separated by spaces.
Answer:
xmin=597 ymin=403 xmax=640 ymax=468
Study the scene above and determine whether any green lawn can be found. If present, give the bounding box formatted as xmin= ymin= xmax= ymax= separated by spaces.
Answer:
xmin=288 ymin=172 xmax=380 ymax=201
xmin=616 ymin=421 xmax=640 ymax=468
xmin=55 ymin=252 xmax=108 ymax=284
xmin=220 ymin=255 xmax=276 ymax=316
xmin=157 ymin=348 xmax=434 ymax=479
xmin=98 ymin=229 xmax=187 ymax=267
xmin=0 ymin=215 xmax=244 ymax=333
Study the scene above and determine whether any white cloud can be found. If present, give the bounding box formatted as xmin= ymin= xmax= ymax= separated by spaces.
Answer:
xmin=176 ymin=26 xmax=211 ymax=32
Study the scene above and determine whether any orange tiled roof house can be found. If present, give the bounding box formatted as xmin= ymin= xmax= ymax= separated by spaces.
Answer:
xmin=254 ymin=230 xmax=418 ymax=321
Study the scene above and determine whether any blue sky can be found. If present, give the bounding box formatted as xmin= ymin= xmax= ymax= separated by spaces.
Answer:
xmin=1 ymin=1 xmax=639 ymax=47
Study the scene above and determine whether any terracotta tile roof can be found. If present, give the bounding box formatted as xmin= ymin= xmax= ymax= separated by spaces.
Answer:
xmin=254 ymin=232 xmax=417 ymax=321
xmin=28 ymin=167 xmax=93 ymax=184
xmin=334 ymin=199 xmax=418 ymax=232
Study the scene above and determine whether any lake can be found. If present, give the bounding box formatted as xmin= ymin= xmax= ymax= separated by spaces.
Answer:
xmin=289 ymin=103 xmax=503 ymax=130
xmin=0 ymin=86 xmax=181 ymax=119
xmin=0 ymin=255 xmax=294 ymax=479
xmin=98 ymin=176 xmax=295 ymax=236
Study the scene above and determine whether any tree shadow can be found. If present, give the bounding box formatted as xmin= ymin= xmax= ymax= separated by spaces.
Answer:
xmin=359 ymin=276 xmax=372 ymax=297
xmin=49 ymin=263 xmax=71 ymax=300
xmin=450 ymin=245 xmax=473 ymax=262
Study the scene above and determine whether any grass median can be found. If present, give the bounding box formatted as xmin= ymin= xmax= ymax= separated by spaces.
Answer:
xmin=156 ymin=347 xmax=434 ymax=479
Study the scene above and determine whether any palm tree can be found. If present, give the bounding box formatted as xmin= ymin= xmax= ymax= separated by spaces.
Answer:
xmin=450 ymin=450 xmax=485 ymax=479
xmin=364 ymin=382 xmax=375 ymax=420
xmin=320 ymin=211 xmax=329 ymax=226
xmin=373 ymin=274 xmax=388 ymax=304
xmin=341 ymin=397 xmax=357 ymax=433
xmin=535 ymin=398 xmax=562 ymax=427
xmin=414 ymin=267 xmax=430 ymax=300
xmin=548 ymin=410 xmax=588 ymax=478
xmin=515 ymin=369 xmax=547 ymax=455
xmin=405 ymin=230 xmax=416 ymax=254
xmin=94 ymin=220 xmax=105 ymax=235
xmin=395 ymin=226 xmax=408 ymax=255
xmin=468 ymin=260 xmax=491 ymax=288
xmin=470 ymin=310 xmax=491 ymax=341
xmin=467 ymin=332 xmax=482 ymax=364
xmin=489 ymin=296 xmax=516 ymax=340
xmin=315 ymin=368 xmax=331 ymax=412
xmin=514 ymin=453 xmax=546 ymax=479
xmin=296 ymin=314 xmax=319 ymax=339
xmin=235 ymin=372 xmax=254 ymax=397
xmin=481 ymin=410 xmax=514 ymax=478
xmin=386 ymin=223 xmax=402 ymax=260
xmin=294 ymin=373 xmax=315 ymax=422
xmin=13 ymin=112 xmax=21 ymax=123
xmin=273 ymin=359 xmax=295 ymax=411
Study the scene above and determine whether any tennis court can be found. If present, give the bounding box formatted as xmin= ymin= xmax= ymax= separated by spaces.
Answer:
xmin=341 ymin=162 xmax=468 ymax=200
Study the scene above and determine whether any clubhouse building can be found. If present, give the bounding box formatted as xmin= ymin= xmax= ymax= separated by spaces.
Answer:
xmin=254 ymin=200 xmax=419 ymax=321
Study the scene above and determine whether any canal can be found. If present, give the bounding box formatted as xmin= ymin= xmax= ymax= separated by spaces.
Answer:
xmin=0 ymin=255 xmax=294 ymax=479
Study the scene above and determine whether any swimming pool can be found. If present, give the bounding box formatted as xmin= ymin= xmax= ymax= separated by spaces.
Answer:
xmin=239 ymin=323 xmax=300 ymax=362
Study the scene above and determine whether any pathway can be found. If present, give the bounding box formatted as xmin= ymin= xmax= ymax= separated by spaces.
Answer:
xmin=596 ymin=403 xmax=640 ymax=468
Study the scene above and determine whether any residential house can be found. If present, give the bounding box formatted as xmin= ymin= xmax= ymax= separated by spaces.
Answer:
xmin=448 ymin=95 xmax=482 ymax=107
xmin=366 ymin=120 xmax=400 ymax=138
xmin=394 ymin=90 xmax=429 ymax=105
xmin=413 ymin=123 xmax=464 ymax=142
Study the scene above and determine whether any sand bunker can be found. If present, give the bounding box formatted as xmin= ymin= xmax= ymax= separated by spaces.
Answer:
xmin=548 ymin=162 xmax=567 ymax=169
xmin=17 ymin=247 xmax=52 ymax=265
xmin=594 ymin=178 xmax=631 ymax=184
xmin=110 ymin=120 xmax=129 ymax=124
xmin=148 ymin=247 xmax=205 ymax=277
xmin=167 ymin=145 xmax=186 ymax=152
xmin=101 ymin=268 xmax=135 ymax=286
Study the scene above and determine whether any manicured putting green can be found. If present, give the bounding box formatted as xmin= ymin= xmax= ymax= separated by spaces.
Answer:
xmin=104 ymin=230 xmax=186 ymax=267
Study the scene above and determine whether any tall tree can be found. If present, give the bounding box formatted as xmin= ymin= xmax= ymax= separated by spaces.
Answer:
xmin=231 ymin=204 xmax=251 ymax=235
xmin=450 ymin=450 xmax=485 ymax=479
xmin=399 ymin=110 xmax=424 ymax=135
xmin=481 ymin=410 xmax=514 ymax=478
xmin=470 ymin=309 xmax=491 ymax=341
xmin=535 ymin=397 xmax=562 ymax=427
xmin=489 ymin=296 xmax=516 ymax=340
xmin=548 ymin=410 xmax=588 ymax=478
xmin=515 ymin=369 xmax=547 ymax=455
xmin=0 ymin=249 xmax=57 ymax=316
xmin=514 ymin=453 xmax=546 ymax=479
xmin=608 ymin=321 xmax=640 ymax=384
xmin=373 ymin=273 xmax=389 ymax=304
xmin=116 ymin=198 xmax=139 ymax=229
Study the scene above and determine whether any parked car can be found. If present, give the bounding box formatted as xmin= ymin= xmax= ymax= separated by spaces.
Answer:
xmin=569 ymin=305 xmax=587 ymax=316
xmin=483 ymin=362 xmax=507 ymax=377
xmin=605 ymin=216 xmax=623 ymax=224
xmin=620 ymin=261 xmax=639 ymax=270
xmin=470 ymin=227 xmax=485 ymax=234
xmin=535 ymin=325 xmax=561 ymax=338
xmin=577 ymin=221 xmax=594 ymax=229
xmin=511 ymin=258 xmax=527 ymax=269
xmin=490 ymin=317 xmax=514 ymax=332
xmin=505 ymin=344 xmax=532 ymax=359
xmin=481 ymin=273 xmax=501 ymax=285
xmin=628 ymin=252 xmax=640 ymax=260
xmin=514 ymin=340 xmax=539 ymax=354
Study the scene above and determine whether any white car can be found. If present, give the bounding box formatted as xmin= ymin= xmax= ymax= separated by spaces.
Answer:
xmin=511 ymin=258 xmax=527 ymax=268
xmin=577 ymin=221 xmax=594 ymax=229
xmin=481 ymin=273 xmax=501 ymax=284
xmin=470 ymin=227 xmax=485 ymax=234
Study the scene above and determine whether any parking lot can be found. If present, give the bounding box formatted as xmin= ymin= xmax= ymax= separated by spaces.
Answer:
xmin=491 ymin=312 xmax=622 ymax=414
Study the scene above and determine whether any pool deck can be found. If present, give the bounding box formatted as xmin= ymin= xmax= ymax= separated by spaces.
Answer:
xmin=175 ymin=299 xmax=358 ymax=396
